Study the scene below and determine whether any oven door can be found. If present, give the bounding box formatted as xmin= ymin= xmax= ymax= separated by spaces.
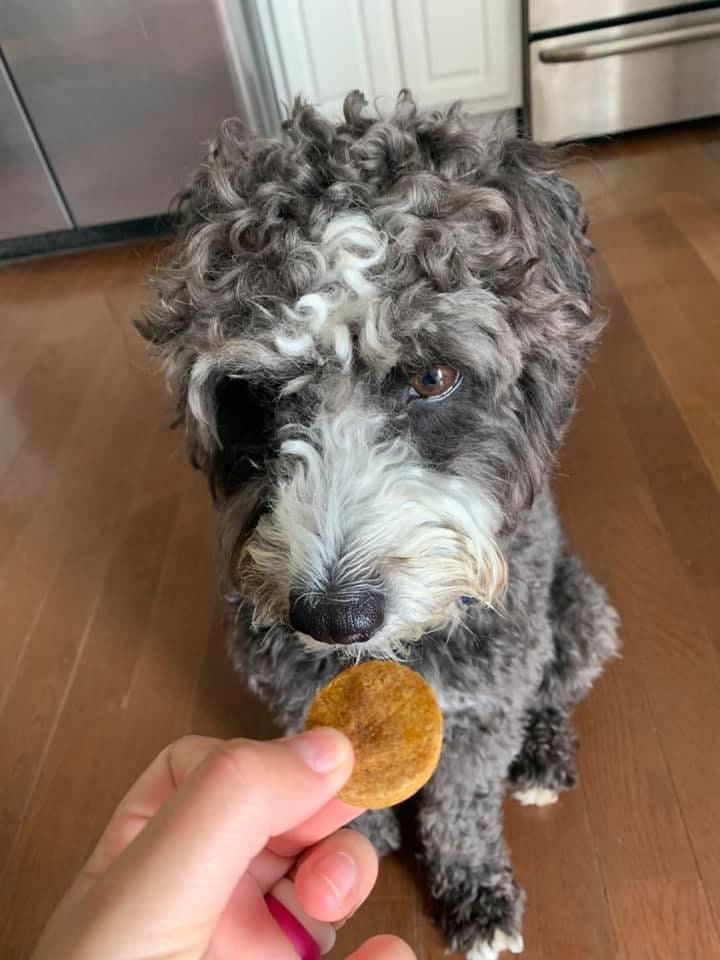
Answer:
xmin=529 ymin=1 xmax=701 ymax=35
xmin=529 ymin=8 xmax=720 ymax=140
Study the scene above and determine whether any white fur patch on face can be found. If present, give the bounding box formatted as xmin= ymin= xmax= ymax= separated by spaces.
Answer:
xmin=275 ymin=213 xmax=398 ymax=370
xmin=237 ymin=393 xmax=507 ymax=656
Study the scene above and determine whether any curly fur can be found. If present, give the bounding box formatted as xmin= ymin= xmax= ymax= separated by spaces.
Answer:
xmin=138 ymin=91 xmax=619 ymax=959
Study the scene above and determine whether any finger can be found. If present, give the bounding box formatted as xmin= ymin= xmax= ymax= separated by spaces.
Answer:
xmin=294 ymin=828 xmax=378 ymax=923
xmin=74 ymin=735 xmax=221 ymax=897
xmin=250 ymin=798 xmax=365 ymax=893
xmin=79 ymin=734 xmax=361 ymax=893
xmin=90 ymin=729 xmax=353 ymax=930
xmin=232 ymin=799 xmax=365 ymax=893
xmin=268 ymin=797 xmax=364 ymax=858
xmin=346 ymin=935 xmax=417 ymax=960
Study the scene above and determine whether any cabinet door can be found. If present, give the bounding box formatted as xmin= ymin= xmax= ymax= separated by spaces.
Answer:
xmin=260 ymin=0 xmax=403 ymax=118
xmin=260 ymin=0 xmax=521 ymax=119
xmin=395 ymin=0 xmax=521 ymax=113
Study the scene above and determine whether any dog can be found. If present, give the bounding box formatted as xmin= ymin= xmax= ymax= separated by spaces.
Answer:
xmin=137 ymin=91 xmax=619 ymax=960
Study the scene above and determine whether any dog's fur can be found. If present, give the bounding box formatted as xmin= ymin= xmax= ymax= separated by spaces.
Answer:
xmin=138 ymin=91 xmax=619 ymax=959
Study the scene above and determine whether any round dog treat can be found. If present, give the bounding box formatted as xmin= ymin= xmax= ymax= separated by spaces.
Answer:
xmin=305 ymin=661 xmax=443 ymax=809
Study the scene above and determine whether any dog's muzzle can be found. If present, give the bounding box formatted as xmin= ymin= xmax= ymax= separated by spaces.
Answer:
xmin=288 ymin=590 xmax=385 ymax=645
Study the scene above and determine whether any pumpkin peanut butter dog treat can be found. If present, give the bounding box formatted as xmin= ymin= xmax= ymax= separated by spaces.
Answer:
xmin=305 ymin=661 xmax=443 ymax=809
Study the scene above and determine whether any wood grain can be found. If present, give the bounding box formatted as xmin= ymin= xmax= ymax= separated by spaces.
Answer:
xmin=1 ymin=120 xmax=719 ymax=958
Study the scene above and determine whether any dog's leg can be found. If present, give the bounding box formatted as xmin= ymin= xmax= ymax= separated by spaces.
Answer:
xmin=417 ymin=717 xmax=525 ymax=960
xmin=508 ymin=706 xmax=577 ymax=806
xmin=351 ymin=808 xmax=402 ymax=857
xmin=510 ymin=550 xmax=619 ymax=806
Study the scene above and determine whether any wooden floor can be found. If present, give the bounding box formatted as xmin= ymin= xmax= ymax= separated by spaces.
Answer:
xmin=1 ymin=122 xmax=719 ymax=959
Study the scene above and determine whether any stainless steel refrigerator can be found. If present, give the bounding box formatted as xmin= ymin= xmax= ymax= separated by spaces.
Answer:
xmin=0 ymin=0 xmax=279 ymax=245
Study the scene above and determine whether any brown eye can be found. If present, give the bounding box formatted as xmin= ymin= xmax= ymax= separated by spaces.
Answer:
xmin=409 ymin=365 xmax=460 ymax=400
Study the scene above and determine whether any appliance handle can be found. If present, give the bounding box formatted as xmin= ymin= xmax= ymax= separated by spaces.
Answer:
xmin=539 ymin=20 xmax=720 ymax=63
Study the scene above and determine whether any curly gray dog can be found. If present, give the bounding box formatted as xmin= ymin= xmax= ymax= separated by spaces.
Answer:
xmin=138 ymin=91 xmax=619 ymax=960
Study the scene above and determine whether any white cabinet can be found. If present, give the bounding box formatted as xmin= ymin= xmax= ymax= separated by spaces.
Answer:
xmin=257 ymin=0 xmax=522 ymax=119
xmin=395 ymin=0 xmax=521 ymax=114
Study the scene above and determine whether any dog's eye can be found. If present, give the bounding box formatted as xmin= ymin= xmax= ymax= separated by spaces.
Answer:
xmin=409 ymin=365 xmax=460 ymax=401
xmin=215 ymin=377 xmax=273 ymax=452
xmin=211 ymin=377 xmax=276 ymax=497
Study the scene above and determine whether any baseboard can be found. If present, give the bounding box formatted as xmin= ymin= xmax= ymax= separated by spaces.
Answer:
xmin=0 ymin=215 xmax=175 ymax=263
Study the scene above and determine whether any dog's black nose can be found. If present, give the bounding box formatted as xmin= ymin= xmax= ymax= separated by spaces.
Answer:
xmin=288 ymin=591 xmax=385 ymax=645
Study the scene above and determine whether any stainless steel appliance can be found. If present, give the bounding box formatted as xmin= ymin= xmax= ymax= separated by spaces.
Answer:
xmin=0 ymin=51 xmax=70 ymax=241
xmin=0 ymin=1 xmax=279 ymax=245
xmin=527 ymin=0 xmax=720 ymax=141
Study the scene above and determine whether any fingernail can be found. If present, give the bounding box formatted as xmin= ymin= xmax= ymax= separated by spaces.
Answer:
xmin=314 ymin=850 xmax=358 ymax=903
xmin=285 ymin=728 xmax=351 ymax=774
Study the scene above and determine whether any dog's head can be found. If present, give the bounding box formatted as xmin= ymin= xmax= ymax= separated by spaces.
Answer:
xmin=138 ymin=91 xmax=601 ymax=657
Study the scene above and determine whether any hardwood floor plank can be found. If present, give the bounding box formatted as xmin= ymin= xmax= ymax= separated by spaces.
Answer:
xmin=573 ymin=623 xmax=718 ymax=960
xmin=0 ymin=494 xmax=179 ymax=955
xmin=0 ymin=292 xmax=102 ymax=475
xmin=557 ymin=458 xmax=720 ymax=956
xmin=633 ymin=206 xmax=720 ymax=367
xmin=333 ymin=898 xmax=419 ymax=960
xmin=0 ymin=471 xmax=209 ymax=868
xmin=592 ymin=255 xmax=720 ymax=631
xmin=677 ymin=405 xmax=720 ymax=491
xmin=0 ymin=249 xmax=141 ymax=394
xmin=0 ymin=328 xmax=119 ymax=711
xmin=592 ymin=224 xmax=718 ymax=416
xmin=505 ymin=781 xmax=617 ymax=960
xmin=628 ymin=206 xmax=720 ymax=486
xmin=120 ymin=483 xmax=217 ymax=742
xmin=189 ymin=602 xmax=272 ymax=740
xmin=662 ymin=189 xmax=720 ymax=285
xmin=596 ymin=129 xmax=720 ymax=218
xmin=0 ymin=326 xmax=143 ymax=709
xmin=556 ymin=273 xmax=720 ymax=939
xmin=0 ymin=266 xmax=61 ymax=381
xmin=0 ymin=269 xmax=179 ymax=713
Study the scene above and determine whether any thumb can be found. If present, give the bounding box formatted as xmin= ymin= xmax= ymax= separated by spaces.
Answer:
xmin=93 ymin=729 xmax=353 ymax=928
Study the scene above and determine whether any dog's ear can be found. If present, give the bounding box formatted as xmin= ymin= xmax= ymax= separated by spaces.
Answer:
xmin=494 ymin=139 xmax=603 ymax=520
xmin=134 ymin=130 xmax=244 ymax=475
xmin=498 ymin=137 xmax=593 ymax=311
xmin=135 ymin=110 xmax=326 ymax=478
xmin=135 ymin=241 xmax=205 ymax=475
xmin=135 ymin=230 xmax=218 ymax=485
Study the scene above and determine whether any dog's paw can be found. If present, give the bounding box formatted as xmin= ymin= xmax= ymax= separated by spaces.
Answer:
xmin=436 ymin=874 xmax=525 ymax=960
xmin=512 ymin=786 xmax=559 ymax=807
xmin=508 ymin=707 xmax=578 ymax=796
xmin=467 ymin=928 xmax=524 ymax=960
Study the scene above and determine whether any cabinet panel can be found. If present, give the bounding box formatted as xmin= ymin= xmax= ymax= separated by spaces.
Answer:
xmin=264 ymin=0 xmax=402 ymax=117
xmin=395 ymin=0 xmax=521 ymax=112
xmin=0 ymin=55 xmax=69 ymax=241
xmin=262 ymin=0 xmax=521 ymax=119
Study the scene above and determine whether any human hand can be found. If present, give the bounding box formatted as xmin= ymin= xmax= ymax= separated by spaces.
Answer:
xmin=31 ymin=729 xmax=415 ymax=960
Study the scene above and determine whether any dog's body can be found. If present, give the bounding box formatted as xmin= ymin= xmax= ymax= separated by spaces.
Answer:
xmin=139 ymin=92 xmax=619 ymax=959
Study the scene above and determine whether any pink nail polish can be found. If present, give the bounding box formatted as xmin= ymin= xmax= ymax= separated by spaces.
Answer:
xmin=265 ymin=878 xmax=336 ymax=959
xmin=266 ymin=894 xmax=320 ymax=960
